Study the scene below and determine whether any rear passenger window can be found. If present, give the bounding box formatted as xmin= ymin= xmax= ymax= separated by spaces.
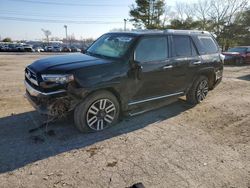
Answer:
xmin=197 ymin=36 xmax=218 ymax=54
xmin=173 ymin=35 xmax=197 ymax=57
xmin=135 ymin=37 xmax=168 ymax=63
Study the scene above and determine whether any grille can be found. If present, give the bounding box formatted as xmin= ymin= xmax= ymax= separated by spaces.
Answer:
xmin=25 ymin=68 xmax=38 ymax=86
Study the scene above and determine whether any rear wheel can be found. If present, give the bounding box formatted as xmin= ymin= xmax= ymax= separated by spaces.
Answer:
xmin=74 ymin=91 xmax=120 ymax=133
xmin=186 ymin=76 xmax=209 ymax=105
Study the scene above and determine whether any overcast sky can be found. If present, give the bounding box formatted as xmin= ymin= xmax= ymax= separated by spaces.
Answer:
xmin=0 ymin=0 xmax=197 ymax=40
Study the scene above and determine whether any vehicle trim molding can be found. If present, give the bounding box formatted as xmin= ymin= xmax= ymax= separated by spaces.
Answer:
xmin=25 ymin=72 xmax=38 ymax=86
xmin=24 ymin=80 xmax=66 ymax=97
xmin=128 ymin=92 xmax=184 ymax=106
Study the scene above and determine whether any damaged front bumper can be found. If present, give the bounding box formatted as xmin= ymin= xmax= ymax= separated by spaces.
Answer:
xmin=24 ymin=80 xmax=76 ymax=117
xmin=24 ymin=80 xmax=66 ymax=97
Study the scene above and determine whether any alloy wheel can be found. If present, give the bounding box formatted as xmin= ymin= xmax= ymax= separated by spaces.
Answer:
xmin=196 ymin=80 xmax=208 ymax=102
xmin=86 ymin=99 xmax=116 ymax=131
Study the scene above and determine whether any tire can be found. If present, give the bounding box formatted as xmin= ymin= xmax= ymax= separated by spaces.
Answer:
xmin=74 ymin=91 xmax=120 ymax=133
xmin=186 ymin=76 xmax=209 ymax=105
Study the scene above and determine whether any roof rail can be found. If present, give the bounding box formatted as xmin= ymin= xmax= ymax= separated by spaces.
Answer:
xmin=131 ymin=29 xmax=163 ymax=33
xmin=164 ymin=29 xmax=210 ymax=35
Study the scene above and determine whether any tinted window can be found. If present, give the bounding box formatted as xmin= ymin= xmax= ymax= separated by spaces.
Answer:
xmin=173 ymin=36 xmax=197 ymax=57
xmin=135 ymin=37 xmax=168 ymax=63
xmin=191 ymin=41 xmax=198 ymax=56
xmin=198 ymin=36 xmax=218 ymax=54
xmin=87 ymin=34 xmax=135 ymax=58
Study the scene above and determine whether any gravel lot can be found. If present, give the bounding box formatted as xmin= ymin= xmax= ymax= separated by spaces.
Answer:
xmin=0 ymin=53 xmax=249 ymax=188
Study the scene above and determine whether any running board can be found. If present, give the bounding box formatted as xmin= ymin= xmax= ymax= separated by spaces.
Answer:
xmin=128 ymin=97 xmax=178 ymax=117
xmin=128 ymin=92 xmax=184 ymax=106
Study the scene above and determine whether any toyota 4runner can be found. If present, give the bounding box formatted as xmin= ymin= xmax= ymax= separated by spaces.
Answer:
xmin=24 ymin=29 xmax=223 ymax=132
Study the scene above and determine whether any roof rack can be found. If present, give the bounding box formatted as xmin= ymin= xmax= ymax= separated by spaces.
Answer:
xmin=164 ymin=29 xmax=210 ymax=35
xmin=131 ymin=29 xmax=163 ymax=33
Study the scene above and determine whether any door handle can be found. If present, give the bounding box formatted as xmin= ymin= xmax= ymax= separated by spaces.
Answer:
xmin=163 ymin=65 xmax=173 ymax=69
xmin=192 ymin=61 xmax=202 ymax=65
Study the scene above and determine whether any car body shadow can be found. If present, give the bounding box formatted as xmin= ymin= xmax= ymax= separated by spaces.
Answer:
xmin=237 ymin=74 xmax=250 ymax=81
xmin=224 ymin=64 xmax=250 ymax=67
xmin=0 ymin=99 xmax=193 ymax=173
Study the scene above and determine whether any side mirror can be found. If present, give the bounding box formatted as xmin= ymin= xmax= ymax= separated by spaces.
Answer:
xmin=129 ymin=60 xmax=143 ymax=80
xmin=130 ymin=58 xmax=143 ymax=70
xmin=134 ymin=61 xmax=143 ymax=70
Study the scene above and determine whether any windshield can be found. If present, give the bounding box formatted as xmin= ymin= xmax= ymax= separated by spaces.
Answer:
xmin=228 ymin=47 xmax=247 ymax=53
xmin=87 ymin=34 xmax=135 ymax=58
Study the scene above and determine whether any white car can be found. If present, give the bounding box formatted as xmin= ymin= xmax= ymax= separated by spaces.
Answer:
xmin=34 ymin=47 xmax=45 ymax=52
xmin=23 ymin=45 xmax=34 ymax=52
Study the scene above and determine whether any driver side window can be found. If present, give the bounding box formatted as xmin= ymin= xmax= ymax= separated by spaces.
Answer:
xmin=134 ymin=37 xmax=168 ymax=63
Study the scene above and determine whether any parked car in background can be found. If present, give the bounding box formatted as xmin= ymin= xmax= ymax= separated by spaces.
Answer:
xmin=44 ymin=46 xmax=54 ymax=52
xmin=223 ymin=46 xmax=250 ymax=65
xmin=23 ymin=45 xmax=34 ymax=52
xmin=52 ymin=46 xmax=62 ymax=52
xmin=24 ymin=29 xmax=223 ymax=133
xmin=15 ymin=44 xmax=24 ymax=52
xmin=61 ymin=46 xmax=71 ymax=52
xmin=70 ymin=46 xmax=81 ymax=52
xmin=34 ymin=47 xmax=45 ymax=52
xmin=8 ymin=43 xmax=17 ymax=51
xmin=1 ymin=44 xmax=9 ymax=51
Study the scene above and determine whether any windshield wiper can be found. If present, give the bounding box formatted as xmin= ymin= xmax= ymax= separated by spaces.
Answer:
xmin=86 ymin=51 xmax=111 ymax=59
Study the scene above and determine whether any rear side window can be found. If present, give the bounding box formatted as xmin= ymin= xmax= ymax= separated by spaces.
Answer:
xmin=135 ymin=37 xmax=168 ymax=63
xmin=196 ymin=36 xmax=218 ymax=54
xmin=173 ymin=35 xmax=197 ymax=57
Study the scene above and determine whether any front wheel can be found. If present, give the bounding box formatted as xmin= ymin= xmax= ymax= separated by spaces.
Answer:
xmin=74 ymin=91 xmax=120 ymax=133
xmin=186 ymin=76 xmax=209 ymax=105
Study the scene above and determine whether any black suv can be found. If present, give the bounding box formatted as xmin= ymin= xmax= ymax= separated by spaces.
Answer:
xmin=24 ymin=29 xmax=223 ymax=132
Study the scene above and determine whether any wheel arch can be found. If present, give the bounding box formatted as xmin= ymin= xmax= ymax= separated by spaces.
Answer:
xmin=195 ymin=68 xmax=216 ymax=90
xmin=83 ymin=87 xmax=124 ymax=113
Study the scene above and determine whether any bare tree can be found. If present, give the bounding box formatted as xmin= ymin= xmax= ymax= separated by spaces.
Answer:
xmin=161 ymin=5 xmax=175 ymax=27
xmin=206 ymin=0 xmax=247 ymax=34
xmin=166 ymin=0 xmax=249 ymax=49
xmin=192 ymin=0 xmax=248 ymax=49
xmin=193 ymin=0 xmax=212 ymax=30
xmin=41 ymin=29 xmax=52 ymax=45
xmin=175 ymin=2 xmax=194 ymax=21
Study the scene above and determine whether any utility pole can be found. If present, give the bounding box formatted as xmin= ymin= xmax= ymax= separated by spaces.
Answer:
xmin=124 ymin=19 xmax=127 ymax=31
xmin=64 ymin=25 xmax=68 ymax=46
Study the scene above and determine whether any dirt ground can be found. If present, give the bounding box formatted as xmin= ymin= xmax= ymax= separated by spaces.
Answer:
xmin=0 ymin=52 xmax=249 ymax=188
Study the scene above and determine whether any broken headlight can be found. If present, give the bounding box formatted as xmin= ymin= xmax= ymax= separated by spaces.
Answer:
xmin=41 ymin=74 xmax=74 ymax=84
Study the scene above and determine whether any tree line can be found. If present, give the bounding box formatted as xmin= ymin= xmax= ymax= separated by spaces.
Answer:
xmin=130 ymin=0 xmax=250 ymax=50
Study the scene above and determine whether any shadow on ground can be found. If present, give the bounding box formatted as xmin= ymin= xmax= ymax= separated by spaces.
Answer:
xmin=224 ymin=64 xmax=250 ymax=68
xmin=237 ymin=74 xmax=250 ymax=81
xmin=0 ymin=99 xmax=192 ymax=173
